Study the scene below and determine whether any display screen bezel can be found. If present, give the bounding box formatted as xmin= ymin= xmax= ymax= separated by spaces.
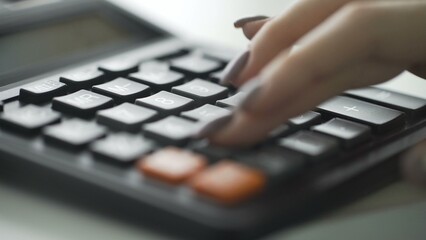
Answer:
xmin=0 ymin=0 xmax=169 ymax=87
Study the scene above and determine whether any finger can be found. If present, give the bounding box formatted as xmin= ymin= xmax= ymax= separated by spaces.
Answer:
xmin=241 ymin=18 xmax=270 ymax=40
xmin=207 ymin=1 xmax=426 ymax=147
xmin=208 ymin=60 xmax=403 ymax=147
xmin=238 ymin=0 xmax=426 ymax=115
xmin=230 ymin=0 xmax=359 ymax=86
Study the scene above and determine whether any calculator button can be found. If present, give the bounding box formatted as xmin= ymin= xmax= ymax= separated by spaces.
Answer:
xmin=172 ymin=79 xmax=228 ymax=105
xmin=181 ymin=104 xmax=231 ymax=122
xmin=191 ymin=161 xmax=265 ymax=204
xmin=345 ymin=87 xmax=426 ymax=120
xmin=60 ymin=68 xmax=106 ymax=89
xmin=92 ymin=78 xmax=150 ymax=103
xmin=289 ymin=111 xmax=321 ymax=128
xmin=171 ymin=53 xmax=222 ymax=75
xmin=209 ymin=71 xmax=225 ymax=82
xmin=135 ymin=91 xmax=194 ymax=116
xmin=97 ymin=103 xmax=157 ymax=131
xmin=52 ymin=90 xmax=114 ymax=118
xmin=128 ymin=61 xmax=184 ymax=91
xmin=143 ymin=116 xmax=197 ymax=146
xmin=278 ymin=131 xmax=339 ymax=160
xmin=216 ymin=92 xmax=247 ymax=108
xmin=0 ymin=105 xmax=60 ymax=134
xmin=44 ymin=119 xmax=106 ymax=148
xmin=98 ymin=57 xmax=139 ymax=76
xmin=312 ymin=118 xmax=371 ymax=148
xmin=139 ymin=147 xmax=207 ymax=184
xmin=269 ymin=124 xmax=291 ymax=139
xmin=20 ymin=79 xmax=68 ymax=103
xmin=317 ymin=96 xmax=405 ymax=134
xmin=92 ymin=133 xmax=154 ymax=165
xmin=239 ymin=147 xmax=306 ymax=184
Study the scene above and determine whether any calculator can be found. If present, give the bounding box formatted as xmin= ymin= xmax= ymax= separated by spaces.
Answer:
xmin=0 ymin=0 xmax=425 ymax=239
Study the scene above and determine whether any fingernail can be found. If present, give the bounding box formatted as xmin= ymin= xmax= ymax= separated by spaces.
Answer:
xmin=194 ymin=114 xmax=234 ymax=138
xmin=220 ymin=50 xmax=250 ymax=85
xmin=234 ymin=16 xmax=269 ymax=28
xmin=238 ymin=77 xmax=263 ymax=111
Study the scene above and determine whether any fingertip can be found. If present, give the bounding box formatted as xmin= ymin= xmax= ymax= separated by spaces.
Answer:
xmin=207 ymin=111 xmax=275 ymax=148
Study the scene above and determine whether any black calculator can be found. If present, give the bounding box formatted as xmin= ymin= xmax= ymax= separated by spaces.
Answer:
xmin=0 ymin=0 xmax=425 ymax=239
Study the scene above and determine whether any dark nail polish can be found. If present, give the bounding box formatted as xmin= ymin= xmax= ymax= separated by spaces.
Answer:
xmin=220 ymin=50 xmax=250 ymax=85
xmin=195 ymin=114 xmax=234 ymax=138
xmin=234 ymin=16 xmax=269 ymax=28
xmin=238 ymin=77 xmax=263 ymax=111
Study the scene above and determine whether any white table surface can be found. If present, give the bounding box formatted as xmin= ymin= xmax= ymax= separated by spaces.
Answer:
xmin=1 ymin=0 xmax=426 ymax=239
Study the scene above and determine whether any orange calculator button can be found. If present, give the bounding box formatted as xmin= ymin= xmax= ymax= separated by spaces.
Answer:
xmin=191 ymin=161 xmax=265 ymax=205
xmin=139 ymin=147 xmax=207 ymax=184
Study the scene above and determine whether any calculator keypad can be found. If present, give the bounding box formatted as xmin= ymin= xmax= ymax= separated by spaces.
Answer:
xmin=5 ymin=48 xmax=417 ymax=207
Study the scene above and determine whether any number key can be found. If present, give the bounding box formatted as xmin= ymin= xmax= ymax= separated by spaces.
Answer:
xmin=0 ymin=105 xmax=60 ymax=134
xmin=97 ymin=103 xmax=158 ymax=131
xmin=172 ymin=78 xmax=228 ymax=105
xmin=181 ymin=104 xmax=230 ymax=122
xmin=135 ymin=91 xmax=194 ymax=117
xmin=143 ymin=116 xmax=198 ymax=146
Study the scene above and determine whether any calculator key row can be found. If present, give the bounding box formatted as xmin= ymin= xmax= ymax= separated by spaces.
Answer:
xmin=137 ymin=148 xmax=266 ymax=205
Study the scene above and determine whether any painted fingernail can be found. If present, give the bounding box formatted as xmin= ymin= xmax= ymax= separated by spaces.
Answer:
xmin=238 ymin=77 xmax=263 ymax=111
xmin=195 ymin=114 xmax=234 ymax=138
xmin=220 ymin=50 xmax=250 ymax=85
xmin=234 ymin=16 xmax=269 ymax=28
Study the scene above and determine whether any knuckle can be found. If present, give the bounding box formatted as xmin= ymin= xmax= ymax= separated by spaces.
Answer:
xmin=341 ymin=2 xmax=383 ymax=27
xmin=340 ymin=2 xmax=384 ymax=54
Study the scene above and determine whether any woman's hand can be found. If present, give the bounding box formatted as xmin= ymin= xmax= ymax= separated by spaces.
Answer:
xmin=199 ymin=0 xmax=426 ymax=147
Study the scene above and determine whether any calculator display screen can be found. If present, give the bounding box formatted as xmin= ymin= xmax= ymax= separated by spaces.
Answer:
xmin=0 ymin=11 xmax=163 ymax=86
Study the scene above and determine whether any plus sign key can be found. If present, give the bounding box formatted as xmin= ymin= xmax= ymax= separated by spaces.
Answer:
xmin=52 ymin=90 xmax=114 ymax=118
xmin=317 ymin=96 xmax=404 ymax=134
